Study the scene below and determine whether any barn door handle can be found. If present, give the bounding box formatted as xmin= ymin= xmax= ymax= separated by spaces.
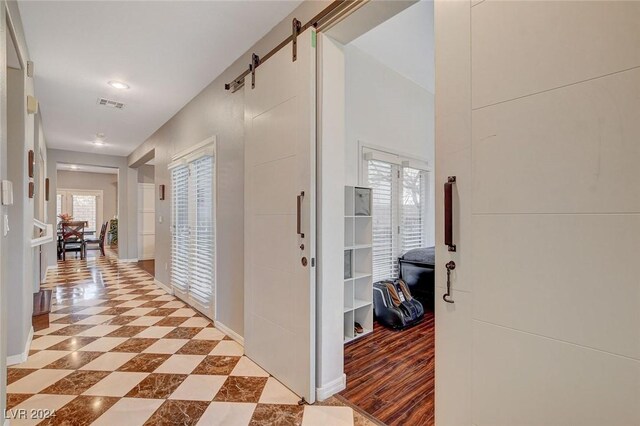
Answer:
xmin=444 ymin=176 xmax=457 ymax=252
xmin=443 ymin=261 xmax=456 ymax=303
xmin=297 ymin=191 xmax=305 ymax=238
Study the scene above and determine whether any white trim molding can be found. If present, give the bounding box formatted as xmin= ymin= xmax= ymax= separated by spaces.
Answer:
xmin=214 ymin=321 xmax=244 ymax=346
xmin=316 ymin=374 xmax=347 ymax=401
xmin=7 ymin=327 xmax=34 ymax=366
xmin=154 ymin=279 xmax=173 ymax=295
xmin=118 ymin=258 xmax=139 ymax=263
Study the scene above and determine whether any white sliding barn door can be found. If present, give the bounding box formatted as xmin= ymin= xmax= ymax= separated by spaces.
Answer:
xmin=435 ymin=1 xmax=640 ymax=425
xmin=244 ymin=28 xmax=316 ymax=402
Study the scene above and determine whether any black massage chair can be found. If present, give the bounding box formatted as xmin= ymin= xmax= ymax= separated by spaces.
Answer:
xmin=373 ymin=279 xmax=424 ymax=329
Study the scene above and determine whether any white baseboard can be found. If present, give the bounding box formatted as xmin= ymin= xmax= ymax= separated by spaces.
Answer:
xmin=119 ymin=258 xmax=139 ymax=263
xmin=7 ymin=327 xmax=34 ymax=366
xmin=215 ymin=321 xmax=244 ymax=346
xmin=316 ymin=374 xmax=347 ymax=401
xmin=154 ymin=279 xmax=173 ymax=295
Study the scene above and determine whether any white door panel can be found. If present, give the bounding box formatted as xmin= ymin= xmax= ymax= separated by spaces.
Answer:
xmin=137 ymin=183 xmax=155 ymax=260
xmin=244 ymin=27 xmax=316 ymax=402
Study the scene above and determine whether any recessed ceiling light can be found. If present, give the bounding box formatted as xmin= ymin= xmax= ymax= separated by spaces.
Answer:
xmin=108 ymin=80 xmax=129 ymax=90
xmin=94 ymin=141 xmax=105 ymax=147
xmin=70 ymin=165 xmax=78 ymax=170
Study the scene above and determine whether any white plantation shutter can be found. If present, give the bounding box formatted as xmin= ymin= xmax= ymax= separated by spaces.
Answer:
xmin=401 ymin=167 xmax=427 ymax=253
xmin=366 ymin=156 xmax=430 ymax=282
xmin=368 ymin=160 xmax=398 ymax=281
xmin=171 ymin=165 xmax=190 ymax=293
xmin=189 ymin=156 xmax=214 ymax=306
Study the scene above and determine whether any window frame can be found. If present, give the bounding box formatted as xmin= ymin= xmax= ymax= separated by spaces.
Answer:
xmin=56 ymin=188 xmax=104 ymax=232
xmin=360 ymin=144 xmax=432 ymax=281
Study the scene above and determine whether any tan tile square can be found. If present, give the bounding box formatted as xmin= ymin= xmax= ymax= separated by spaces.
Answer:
xmin=32 ymin=324 xmax=67 ymax=336
xmin=91 ymin=397 xmax=163 ymax=426
xmin=142 ymin=339 xmax=189 ymax=354
xmin=161 ymin=301 xmax=186 ymax=309
xmin=152 ymin=295 xmax=174 ymax=301
xmin=76 ymin=306 xmax=111 ymax=315
xmin=77 ymin=337 xmax=128 ymax=352
xmin=154 ymin=354 xmax=206 ymax=374
xmin=83 ymin=372 xmax=148 ymax=397
xmin=12 ymin=350 xmax=71 ymax=369
xmin=230 ymin=357 xmax=269 ymax=377
xmin=169 ymin=374 xmax=227 ymax=401
xmin=128 ymin=316 xmax=164 ymax=326
xmin=78 ymin=325 xmax=123 ymax=337
xmin=115 ymin=299 xmax=146 ymax=307
xmin=134 ymin=326 xmax=175 ymax=339
xmin=6 ymin=393 xmax=34 ymax=410
xmin=301 ymin=406 xmax=354 ymax=426
xmin=169 ymin=308 xmax=197 ymax=317
xmin=196 ymin=401 xmax=257 ymax=426
xmin=259 ymin=377 xmax=300 ymax=405
xmin=179 ymin=317 xmax=212 ymax=328
xmin=29 ymin=335 xmax=69 ymax=350
xmin=209 ymin=341 xmax=244 ymax=356
xmin=79 ymin=352 xmax=137 ymax=371
xmin=193 ymin=328 xmax=226 ymax=341
xmin=7 ymin=369 xmax=73 ymax=393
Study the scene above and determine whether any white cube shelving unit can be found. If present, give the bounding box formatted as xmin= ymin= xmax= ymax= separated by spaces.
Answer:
xmin=344 ymin=186 xmax=373 ymax=344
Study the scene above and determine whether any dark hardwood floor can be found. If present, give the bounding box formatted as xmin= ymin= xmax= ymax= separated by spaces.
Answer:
xmin=136 ymin=259 xmax=155 ymax=276
xmin=341 ymin=312 xmax=435 ymax=426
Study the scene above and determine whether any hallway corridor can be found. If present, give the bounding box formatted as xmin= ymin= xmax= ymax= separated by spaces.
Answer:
xmin=6 ymin=256 xmax=361 ymax=425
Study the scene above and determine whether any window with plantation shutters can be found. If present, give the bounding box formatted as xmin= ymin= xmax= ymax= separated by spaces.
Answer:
xmin=170 ymin=140 xmax=216 ymax=318
xmin=366 ymin=153 xmax=430 ymax=282
xmin=367 ymin=160 xmax=398 ymax=282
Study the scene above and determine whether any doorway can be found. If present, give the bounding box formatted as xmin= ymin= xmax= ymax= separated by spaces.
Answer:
xmin=319 ymin=1 xmax=436 ymax=424
xmin=137 ymin=161 xmax=156 ymax=276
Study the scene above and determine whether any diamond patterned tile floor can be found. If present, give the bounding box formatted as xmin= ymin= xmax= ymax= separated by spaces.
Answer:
xmin=6 ymin=254 xmax=375 ymax=425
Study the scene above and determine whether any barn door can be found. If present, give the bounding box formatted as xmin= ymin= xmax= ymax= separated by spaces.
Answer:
xmin=244 ymin=27 xmax=317 ymax=402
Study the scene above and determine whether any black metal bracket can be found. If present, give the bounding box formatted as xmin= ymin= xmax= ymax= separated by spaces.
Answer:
xmin=292 ymin=18 xmax=301 ymax=62
xmin=250 ymin=53 xmax=260 ymax=89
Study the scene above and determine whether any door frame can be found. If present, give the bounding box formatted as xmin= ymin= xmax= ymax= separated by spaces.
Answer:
xmin=56 ymin=188 xmax=104 ymax=232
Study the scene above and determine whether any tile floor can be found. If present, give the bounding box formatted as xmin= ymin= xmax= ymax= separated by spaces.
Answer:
xmin=6 ymin=255 xmax=373 ymax=426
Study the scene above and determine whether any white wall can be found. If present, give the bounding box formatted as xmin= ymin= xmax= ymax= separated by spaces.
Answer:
xmin=435 ymin=1 xmax=640 ymax=425
xmin=345 ymin=44 xmax=435 ymax=244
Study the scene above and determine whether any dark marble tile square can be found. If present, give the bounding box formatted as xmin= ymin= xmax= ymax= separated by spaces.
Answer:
xmin=102 ymin=315 xmax=136 ymax=325
xmin=7 ymin=368 xmax=37 ymax=385
xmin=145 ymin=308 xmax=178 ymax=317
xmin=164 ymin=327 xmax=203 ymax=340
xmin=99 ymin=307 xmax=134 ymax=315
xmin=192 ymin=356 xmax=240 ymax=375
xmin=47 ymin=337 xmax=98 ymax=351
xmin=49 ymin=325 xmax=96 ymax=336
xmin=39 ymin=395 xmax=119 ymax=425
xmin=155 ymin=316 xmax=188 ymax=327
xmin=111 ymin=338 xmax=158 ymax=353
xmin=214 ymin=376 xmax=268 ymax=403
xmin=176 ymin=340 xmax=219 ymax=355
xmin=7 ymin=393 xmax=33 ymax=409
xmin=41 ymin=370 xmax=111 ymax=395
xmin=117 ymin=353 xmax=171 ymax=373
xmin=105 ymin=326 xmax=148 ymax=337
xmin=52 ymin=314 xmax=92 ymax=324
xmin=139 ymin=301 xmax=167 ymax=308
xmin=125 ymin=373 xmax=187 ymax=399
xmin=143 ymin=400 xmax=209 ymax=426
xmin=43 ymin=351 xmax=104 ymax=369
xmin=250 ymin=403 xmax=304 ymax=426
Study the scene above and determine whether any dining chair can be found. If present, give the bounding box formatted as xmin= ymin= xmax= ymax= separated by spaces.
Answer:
xmin=61 ymin=221 xmax=86 ymax=260
xmin=85 ymin=221 xmax=108 ymax=256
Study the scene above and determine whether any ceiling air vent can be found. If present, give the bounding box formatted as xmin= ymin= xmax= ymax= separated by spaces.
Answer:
xmin=97 ymin=97 xmax=125 ymax=109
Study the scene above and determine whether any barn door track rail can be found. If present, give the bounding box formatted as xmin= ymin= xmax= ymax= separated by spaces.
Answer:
xmin=225 ymin=0 xmax=366 ymax=92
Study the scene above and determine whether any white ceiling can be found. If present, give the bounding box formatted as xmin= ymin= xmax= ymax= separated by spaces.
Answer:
xmin=351 ymin=1 xmax=434 ymax=93
xmin=57 ymin=163 xmax=118 ymax=174
xmin=19 ymin=0 xmax=303 ymax=157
